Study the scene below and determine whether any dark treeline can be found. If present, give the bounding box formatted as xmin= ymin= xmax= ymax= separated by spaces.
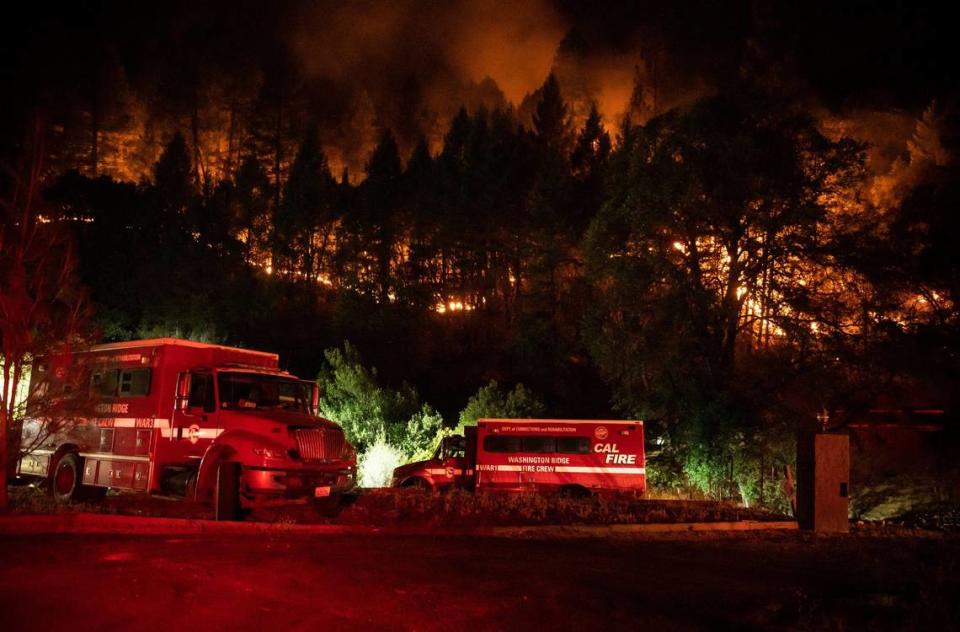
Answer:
xmin=44 ymin=74 xmax=615 ymax=421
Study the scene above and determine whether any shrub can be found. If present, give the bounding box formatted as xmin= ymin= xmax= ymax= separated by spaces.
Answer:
xmin=673 ymin=401 xmax=795 ymax=510
xmin=456 ymin=380 xmax=546 ymax=434
xmin=317 ymin=341 xmax=437 ymax=458
xmin=394 ymin=405 xmax=446 ymax=461
xmin=358 ymin=438 xmax=405 ymax=488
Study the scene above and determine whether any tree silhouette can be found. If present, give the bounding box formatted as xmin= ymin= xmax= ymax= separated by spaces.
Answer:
xmin=585 ymin=89 xmax=864 ymax=425
xmin=0 ymin=124 xmax=91 ymax=508
xmin=532 ymin=73 xmax=570 ymax=153
xmin=359 ymin=130 xmax=403 ymax=300
xmin=277 ymin=125 xmax=337 ymax=280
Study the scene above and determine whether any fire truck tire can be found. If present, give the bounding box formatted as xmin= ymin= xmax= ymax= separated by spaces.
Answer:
xmin=214 ymin=461 xmax=242 ymax=521
xmin=50 ymin=453 xmax=105 ymax=503
xmin=401 ymin=477 xmax=431 ymax=490
xmin=184 ymin=471 xmax=199 ymax=501
xmin=315 ymin=494 xmax=342 ymax=517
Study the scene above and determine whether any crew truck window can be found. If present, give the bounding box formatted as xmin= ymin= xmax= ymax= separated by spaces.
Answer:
xmin=483 ymin=435 xmax=590 ymax=453
xmin=118 ymin=369 xmax=151 ymax=397
xmin=521 ymin=436 xmax=556 ymax=453
xmin=556 ymin=436 xmax=590 ymax=454
xmin=91 ymin=368 xmax=151 ymax=397
xmin=90 ymin=370 xmax=119 ymax=397
xmin=483 ymin=435 xmax=521 ymax=453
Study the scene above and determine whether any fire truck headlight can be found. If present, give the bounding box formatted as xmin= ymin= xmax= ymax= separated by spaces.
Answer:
xmin=252 ymin=447 xmax=286 ymax=459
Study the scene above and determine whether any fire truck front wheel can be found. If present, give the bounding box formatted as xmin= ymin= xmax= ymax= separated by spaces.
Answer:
xmin=50 ymin=453 xmax=106 ymax=503
xmin=213 ymin=461 xmax=242 ymax=521
xmin=400 ymin=477 xmax=431 ymax=491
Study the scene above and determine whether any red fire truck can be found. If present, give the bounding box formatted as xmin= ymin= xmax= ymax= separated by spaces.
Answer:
xmin=17 ymin=338 xmax=357 ymax=519
xmin=392 ymin=419 xmax=645 ymax=496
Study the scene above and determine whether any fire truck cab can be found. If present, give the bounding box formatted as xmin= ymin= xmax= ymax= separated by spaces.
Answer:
xmin=17 ymin=338 xmax=357 ymax=519
xmin=392 ymin=419 xmax=646 ymax=496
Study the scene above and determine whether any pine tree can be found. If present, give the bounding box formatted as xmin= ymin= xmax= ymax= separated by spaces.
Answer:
xmin=153 ymin=131 xmax=194 ymax=214
xmin=532 ymin=73 xmax=570 ymax=153
xmin=151 ymin=132 xmax=196 ymax=248
xmin=570 ymin=104 xmax=612 ymax=234
xmin=234 ymin=155 xmax=272 ymax=267
xmin=571 ymin=105 xmax=611 ymax=180
xmin=355 ymin=130 xmax=403 ymax=300
xmin=626 ymin=64 xmax=649 ymax=126
xmin=277 ymin=125 xmax=336 ymax=280
xmin=245 ymin=52 xmax=305 ymax=215
xmin=399 ymin=137 xmax=438 ymax=308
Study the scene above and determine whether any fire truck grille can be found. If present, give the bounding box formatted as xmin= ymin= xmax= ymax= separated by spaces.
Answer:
xmin=295 ymin=428 xmax=346 ymax=462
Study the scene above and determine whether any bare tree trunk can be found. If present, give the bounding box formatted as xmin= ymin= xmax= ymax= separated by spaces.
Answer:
xmin=760 ymin=454 xmax=765 ymax=506
xmin=273 ymin=95 xmax=283 ymax=211
xmin=651 ymin=52 xmax=657 ymax=118
xmin=191 ymin=101 xmax=205 ymax=190
xmin=0 ymin=361 xmax=11 ymax=510
xmin=720 ymin=253 xmax=743 ymax=375
xmin=270 ymin=95 xmax=284 ymax=274
xmin=225 ymin=95 xmax=238 ymax=179
xmin=0 ymin=436 xmax=8 ymax=510
xmin=91 ymin=103 xmax=100 ymax=177
xmin=0 ymin=349 xmax=28 ymax=510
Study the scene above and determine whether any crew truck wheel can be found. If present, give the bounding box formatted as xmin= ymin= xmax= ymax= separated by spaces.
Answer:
xmin=214 ymin=461 xmax=242 ymax=521
xmin=50 ymin=453 xmax=106 ymax=503
xmin=560 ymin=484 xmax=591 ymax=499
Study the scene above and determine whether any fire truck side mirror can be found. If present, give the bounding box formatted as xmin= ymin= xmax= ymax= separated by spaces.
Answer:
xmin=300 ymin=380 xmax=320 ymax=415
xmin=176 ymin=372 xmax=191 ymax=412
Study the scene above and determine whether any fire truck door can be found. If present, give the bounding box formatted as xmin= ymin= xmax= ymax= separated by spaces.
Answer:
xmin=440 ymin=436 xmax=469 ymax=487
xmin=442 ymin=455 xmax=468 ymax=486
xmin=171 ymin=371 xmax=220 ymax=459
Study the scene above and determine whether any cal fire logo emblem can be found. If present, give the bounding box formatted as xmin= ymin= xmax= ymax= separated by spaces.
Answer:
xmin=188 ymin=424 xmax=201 ymax=444
xmin=594 ymin=426 xmax=609 ymax=440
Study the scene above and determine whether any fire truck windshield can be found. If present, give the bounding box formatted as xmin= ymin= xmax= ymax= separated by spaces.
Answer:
xmin=217 ymin=372 xmax=309 ymax=413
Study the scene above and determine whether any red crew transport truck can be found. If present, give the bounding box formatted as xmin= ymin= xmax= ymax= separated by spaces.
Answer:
xmin=392 ymin=419 xmax=645 ymax=496
xmin=17 ymin=338 xmax=357 ymax=519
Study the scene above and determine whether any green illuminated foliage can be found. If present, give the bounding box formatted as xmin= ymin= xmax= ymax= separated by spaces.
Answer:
xmin=317 ymin=342 xmax=444 ymax=461
xmin=456 ymin=380 xmax=545 ymax=434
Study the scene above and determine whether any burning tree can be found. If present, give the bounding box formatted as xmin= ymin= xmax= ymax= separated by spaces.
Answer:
xmin=0 ymin=123 xmax=91 ymax=509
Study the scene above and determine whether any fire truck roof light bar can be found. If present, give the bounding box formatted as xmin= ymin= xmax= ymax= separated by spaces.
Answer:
xmin=479 ymin=419 xmax=643 ymax=425
xmin=84 ymin=338 xmax=278 ymax=360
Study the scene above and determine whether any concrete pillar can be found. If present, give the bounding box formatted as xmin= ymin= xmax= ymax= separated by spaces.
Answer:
xmin=796 ymin=432 xmax=850 ymax=533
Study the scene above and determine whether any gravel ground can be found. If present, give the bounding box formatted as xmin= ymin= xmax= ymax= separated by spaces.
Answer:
xmin=0 ymin=527 xmax=957 ymax=630
xmin=6 ymin=484 xmax=788 ymax=526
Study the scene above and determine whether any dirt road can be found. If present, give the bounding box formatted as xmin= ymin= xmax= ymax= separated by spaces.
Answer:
xmin=1 ymin=529 xmax=956 ymax=630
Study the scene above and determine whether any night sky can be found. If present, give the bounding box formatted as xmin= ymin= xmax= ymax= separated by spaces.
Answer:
xmin=3 ymin=1 xmax=957 ymax=177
